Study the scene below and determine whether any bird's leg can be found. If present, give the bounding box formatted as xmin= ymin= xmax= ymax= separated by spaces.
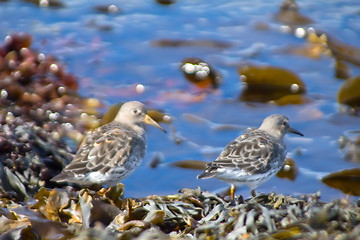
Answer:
xmin=230 ymin=184 xmax=235 ymax=200
xmin=251 ymin=189 xmax=256 ymax=197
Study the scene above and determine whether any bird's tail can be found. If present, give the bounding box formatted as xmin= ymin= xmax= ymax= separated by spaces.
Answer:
xmin=197 ymin=170 xmax=217 ymax=179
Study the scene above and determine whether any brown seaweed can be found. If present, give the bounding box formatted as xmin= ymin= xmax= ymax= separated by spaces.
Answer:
xmin=238 ymin=64 xmax=306 ymax=103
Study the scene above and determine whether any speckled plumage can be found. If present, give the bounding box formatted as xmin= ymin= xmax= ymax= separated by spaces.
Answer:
xmin=51 ymin=101 xmax=165 ymax=187
xmin=197 ymin=114 xmax=303 ymax=197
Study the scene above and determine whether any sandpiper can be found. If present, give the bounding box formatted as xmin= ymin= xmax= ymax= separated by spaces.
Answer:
xmin=51 ymin=101 xmax=166 ymax=187
xmin=197 ymin=114 xmax=303 ymax=199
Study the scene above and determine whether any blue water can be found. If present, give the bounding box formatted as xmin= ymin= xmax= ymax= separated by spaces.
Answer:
xmin=1 ymin=0 xmax=360 ymax=201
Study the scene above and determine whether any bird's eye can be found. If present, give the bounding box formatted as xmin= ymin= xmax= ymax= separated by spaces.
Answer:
xmin=133 ymin=109 xmax=138 ymax=114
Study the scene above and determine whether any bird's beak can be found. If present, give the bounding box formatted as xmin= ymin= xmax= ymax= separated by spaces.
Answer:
xmin=144 ymin=114 xmax=167 ymax=133
xmin=288 ymin=127 xmax=303 ymax=136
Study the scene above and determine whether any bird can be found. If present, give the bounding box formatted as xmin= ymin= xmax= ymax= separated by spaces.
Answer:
xmin=197 ymin=114 xmax=303 ymax=199
xmin=51 ymin=101 xmax=166 ymax=187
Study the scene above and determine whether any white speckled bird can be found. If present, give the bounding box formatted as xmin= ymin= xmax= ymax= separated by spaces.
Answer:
xmin=51 ymin=101 xmax=166 ymax=187
xmin=197 ymin=114 xmax=303 ymax=199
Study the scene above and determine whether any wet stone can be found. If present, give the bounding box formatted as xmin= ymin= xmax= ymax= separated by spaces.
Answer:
xmin=337 ymin=75 xmax=360 ymax=115
xmin=338 ymin=130 xmax=360 ymax=163
xmin=181 ymin=57 xmax=222 ymax=89
xmin=238 ymin=64 xmax=306 ymax=103
xmin=274 ymin=0 xmax=314 ymax=27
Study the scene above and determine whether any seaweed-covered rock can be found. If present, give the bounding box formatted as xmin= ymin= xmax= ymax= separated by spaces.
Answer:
xmin=1 ymin=186 xmax=360 ymax=239
xmin=0 ymin=33 xmax=101 ymax=197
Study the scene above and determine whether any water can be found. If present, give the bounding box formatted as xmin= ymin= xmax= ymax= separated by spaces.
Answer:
xmin=1 ymin=0 xmax=359 ymax=201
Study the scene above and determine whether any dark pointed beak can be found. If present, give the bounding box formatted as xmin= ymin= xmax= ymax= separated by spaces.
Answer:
xmin=288 ymin=127 xmax=303 ymax=136
xmin=144 ymin=114 xmax=167 ymax=133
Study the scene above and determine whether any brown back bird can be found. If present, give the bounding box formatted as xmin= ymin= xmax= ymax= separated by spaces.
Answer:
xmin=51 ymin=101 xmax=166 ymax=187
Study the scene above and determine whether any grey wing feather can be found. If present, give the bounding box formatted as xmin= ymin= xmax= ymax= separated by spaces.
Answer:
xmin=198 ymin=131 xmax=284 ymax=178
